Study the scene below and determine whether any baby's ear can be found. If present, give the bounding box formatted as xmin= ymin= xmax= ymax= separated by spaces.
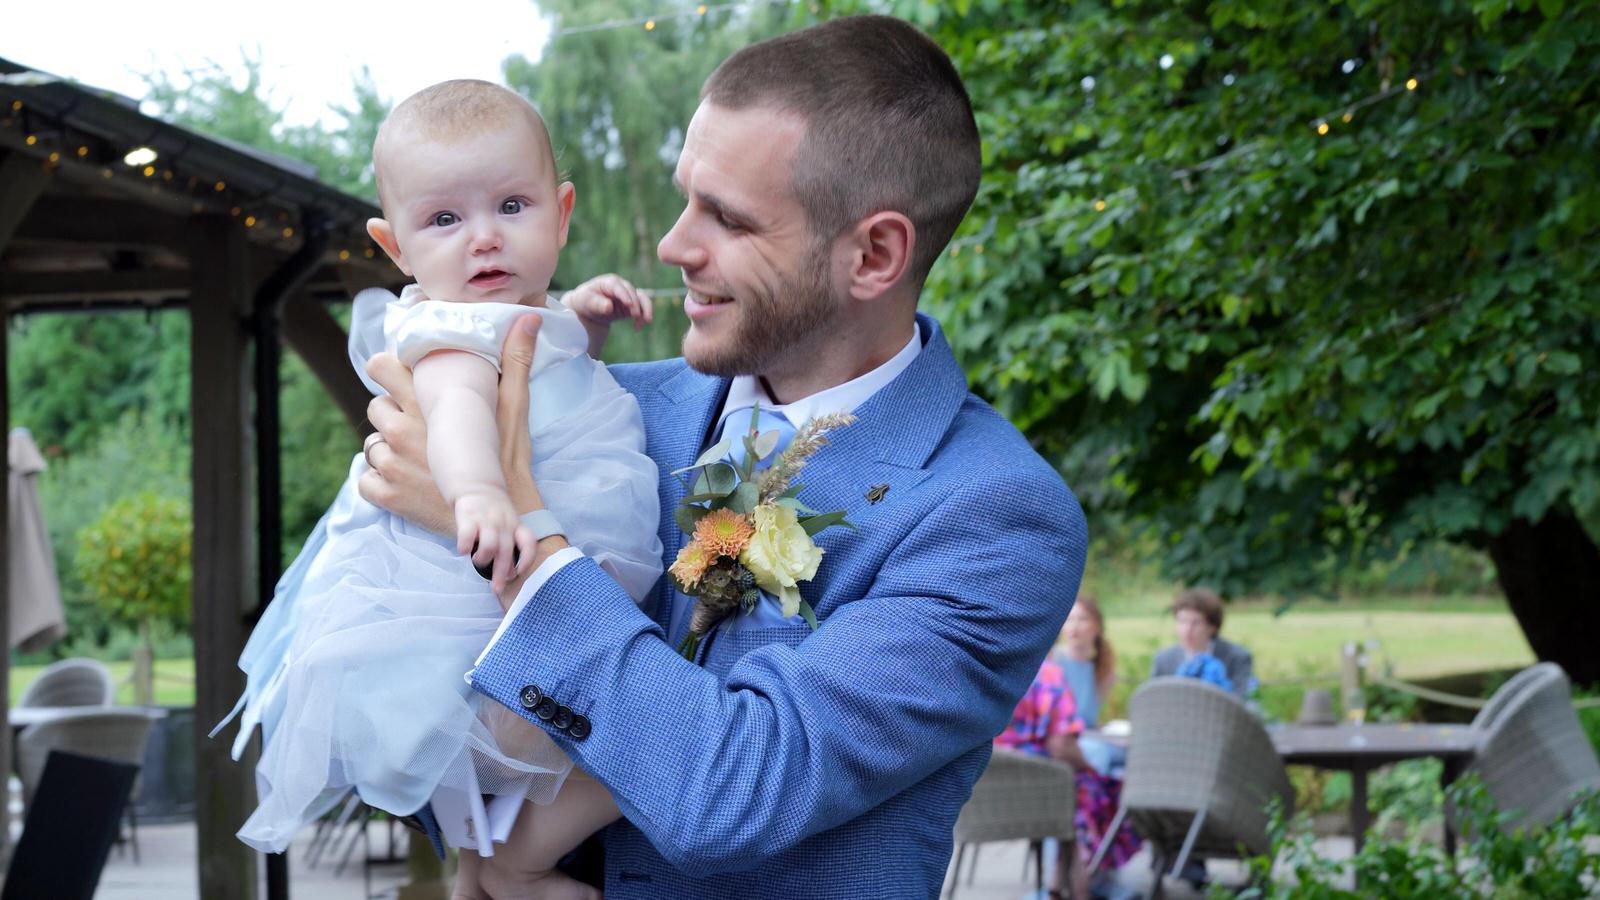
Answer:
xmin=555 ymin=182 xmax=575 ymax=249
xmin=367 ymin=218 xmax=410 ymax=275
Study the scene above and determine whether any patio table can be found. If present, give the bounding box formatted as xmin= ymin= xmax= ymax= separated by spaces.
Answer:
xmin=9 ymin=705 xmax=167 ymax=731
xmin=1270 ymin=722 xmax=1475 ymax=854
xmin=1085 ymin=721 xmax=1476 ymax=855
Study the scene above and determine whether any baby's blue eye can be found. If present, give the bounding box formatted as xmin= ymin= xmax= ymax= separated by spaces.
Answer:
xmin=431 ymin=212 xmax=458 ymax=227
xmin=500 ymin=199 xmax=524 ymax=215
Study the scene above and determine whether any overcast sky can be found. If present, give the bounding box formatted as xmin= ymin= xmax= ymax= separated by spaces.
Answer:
xmin=4 ymin=0 xmax=553 ymax=125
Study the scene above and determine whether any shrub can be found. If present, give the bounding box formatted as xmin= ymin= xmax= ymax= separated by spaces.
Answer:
xmin=1224 ymin=778 xmax=1600 ymax=899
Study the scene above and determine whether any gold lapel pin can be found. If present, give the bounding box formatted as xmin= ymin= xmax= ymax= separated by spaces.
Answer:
xmin=864 ymin=483 xmax=889 ymax=505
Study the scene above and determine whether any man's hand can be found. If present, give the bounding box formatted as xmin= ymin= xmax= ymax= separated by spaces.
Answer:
xmin=494 ymin=313 xmax=571 ymax=606
xmin=361 ymin=355 xmax=454 ymax=537
xmin=562 ymin=273 xmax=652 ymax=358
xmin=361 ymin=313 xmax=569 ymax=607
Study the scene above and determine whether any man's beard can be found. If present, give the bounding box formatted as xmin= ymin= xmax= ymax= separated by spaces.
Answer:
xmin=683 ymin=243 xmax=838 ymax=378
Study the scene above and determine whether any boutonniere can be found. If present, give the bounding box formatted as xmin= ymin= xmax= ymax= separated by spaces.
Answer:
xmin=667 ymin=407 xmax=857 ymax=659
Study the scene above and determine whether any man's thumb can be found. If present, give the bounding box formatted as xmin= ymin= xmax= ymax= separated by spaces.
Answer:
xmin=502 ymin=313 xmax=541 ymax=376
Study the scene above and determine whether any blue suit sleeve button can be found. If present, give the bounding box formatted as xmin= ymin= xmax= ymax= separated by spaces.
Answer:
xmin=518 ymin=684 xmax=543 ymax=710
xmin=552 ymin=705 xmax=573 ymax=730
xmin=534 ymin=696 xmax=559 ymax=721
xmin=566 ymin=714 xmax=591 ymax=741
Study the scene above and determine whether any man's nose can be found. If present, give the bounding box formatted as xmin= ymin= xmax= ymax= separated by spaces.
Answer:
xmin=657 ymin=209 xmax=708 ymax=271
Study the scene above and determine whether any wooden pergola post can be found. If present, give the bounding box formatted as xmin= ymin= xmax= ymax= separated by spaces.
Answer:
xmin=188 ymin=214 xmax=260 ymax=899
xmin=0 ymin=147 xmax=53 ymax=862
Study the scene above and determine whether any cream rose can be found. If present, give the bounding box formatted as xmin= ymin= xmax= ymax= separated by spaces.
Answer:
xmin=739 ymin=503 xmax=823 ymax=617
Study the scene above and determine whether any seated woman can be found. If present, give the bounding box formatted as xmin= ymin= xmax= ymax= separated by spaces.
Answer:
xmin=1150 ymin=586 xmax=1254 ymax=697
xmin=993 ymin=655 xmax=1091 ymax=900
xmin=1055 ymin=596 xmax=1142 ymax=896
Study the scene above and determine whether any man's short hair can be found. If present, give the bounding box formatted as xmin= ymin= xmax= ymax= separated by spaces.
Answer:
xmin=372 ymin=79 xmax=554 ymax=213
xmin=702 ymin=15 xmax=981 ymax=290
xmin=1171 ymin=587 xmax=1225 ymax=632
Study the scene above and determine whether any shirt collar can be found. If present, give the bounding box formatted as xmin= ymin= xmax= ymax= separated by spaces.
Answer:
xmin=717 ymin=327 xmax=922 ymax=430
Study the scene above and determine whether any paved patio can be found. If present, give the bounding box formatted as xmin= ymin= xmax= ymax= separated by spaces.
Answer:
xmin=85 ymin=818 xmax=1342 ymax=898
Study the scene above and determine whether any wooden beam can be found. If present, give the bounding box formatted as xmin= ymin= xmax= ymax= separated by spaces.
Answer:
xmin=187 ymin=214 xmax=260 ymax=899
xmin=0 ymin=269 xmax=188 ymax=303
xmin=9 ymin=195 xmax=187 ymax=252
xmin=281 ymin=291 xmax=372 ymax=436
xmin=0 ymin=150 xmax=51 ymax=252
xmin=0 ymin=268 xmax=360 ymax=308
xmin=0 ymin=268 xmax=10 ymax=863
xmin=0 ymin=148 xmax=47 ymax=863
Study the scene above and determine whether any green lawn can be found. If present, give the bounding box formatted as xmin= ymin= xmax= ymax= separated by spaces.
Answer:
xmin=1104 ymin=608 xmax=1533 ymax=682
xmin=6 ymin=604 xmax=1533 ymax=714
xmin=9 ymin=658 xmax=196 ymax=707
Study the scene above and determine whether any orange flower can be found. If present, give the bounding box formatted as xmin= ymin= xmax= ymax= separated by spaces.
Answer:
xmin=693 ymin=508 xmax=755 ymax=558
xmin=669 ymin=540 xmax=713 ymax=590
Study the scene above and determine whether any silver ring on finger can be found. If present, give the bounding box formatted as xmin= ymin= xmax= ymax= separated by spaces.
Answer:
xmin=363 ymin=433 xmax=386 ymax=470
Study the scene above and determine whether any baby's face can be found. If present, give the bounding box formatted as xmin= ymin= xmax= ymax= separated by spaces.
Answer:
xmin=377 ymin=121 xmax=572 ymax=305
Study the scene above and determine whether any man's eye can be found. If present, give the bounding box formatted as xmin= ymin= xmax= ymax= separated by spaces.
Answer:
xmin=500 ymin=199 xmax=524 ymax=214
xmin=716 ymin=212 xmax=743 ymax=232
xmin=431 ymin=212 xmax=458 ymax=227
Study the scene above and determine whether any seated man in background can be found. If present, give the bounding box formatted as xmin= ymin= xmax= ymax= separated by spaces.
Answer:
xmin=1150 ymin=587 xmax=1254 ymax=698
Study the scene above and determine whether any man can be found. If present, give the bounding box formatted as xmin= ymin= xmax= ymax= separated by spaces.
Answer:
xmin=1150 ymin=587 xmax=1255 ymax=697
xmin=362 ymin=15 xmax=1087 ymax=899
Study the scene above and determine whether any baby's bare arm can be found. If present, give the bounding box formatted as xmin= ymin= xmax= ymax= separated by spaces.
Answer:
xmin=411 ymin=350 xmax=532 ymax=587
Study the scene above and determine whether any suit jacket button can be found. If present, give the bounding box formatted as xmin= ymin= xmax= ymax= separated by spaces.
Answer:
xmin=534 ymin=696 xmax=558 ymax=722
xmin=566 ymin=714 xmax=591 ymax=741
xmin=518 ymin=684 xmax=543 ymax=710
xmin=552 ymin=705 xmax=573 ymax=730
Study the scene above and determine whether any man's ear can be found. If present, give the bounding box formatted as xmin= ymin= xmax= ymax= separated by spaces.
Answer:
xmin=555 ymin=182 xmax=576 ymax=249
xmin=367 ymin=218 xmax=410 ymax=276
xmin=844 ymin=211 xmax=916 ymax=301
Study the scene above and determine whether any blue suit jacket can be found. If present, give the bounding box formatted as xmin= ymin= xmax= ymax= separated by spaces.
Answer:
xmin=469 ymin=314 xmax=1087 ymax=898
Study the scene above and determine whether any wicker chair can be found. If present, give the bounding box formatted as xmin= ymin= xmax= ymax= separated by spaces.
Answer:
xmin=1088 ymin=678 xmax=1292 ymax=898
xmin=16 ymin=708 xmax=160 ymax=861
xmin=17 ymin=657 xmax=115 ymax=708
xmin=1465 ymin=663 xmax=1600 ymax=831
xmin=947 ymin=748 xmax=1077 ymax=899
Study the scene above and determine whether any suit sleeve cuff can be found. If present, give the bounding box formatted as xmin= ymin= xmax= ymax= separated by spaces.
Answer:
xmin=468 ymin=545 xmax=585 ymax=673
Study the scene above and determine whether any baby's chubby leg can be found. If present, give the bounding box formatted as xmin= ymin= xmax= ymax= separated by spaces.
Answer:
xmin=453 ymin=770 xmax=620 ymax=900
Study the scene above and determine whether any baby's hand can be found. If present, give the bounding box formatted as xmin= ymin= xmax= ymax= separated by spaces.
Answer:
xmin=455 ymin=491 xmax=536 ymax=592
xmin=563 ymin=274 xmax=652 ymax=332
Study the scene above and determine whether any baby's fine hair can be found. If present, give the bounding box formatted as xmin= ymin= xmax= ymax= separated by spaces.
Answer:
xmin=372 ymin=79 xmax=555 ymax=212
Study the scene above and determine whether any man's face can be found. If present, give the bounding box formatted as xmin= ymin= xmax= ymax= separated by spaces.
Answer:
xmin=1174 ymin=608 xmax=1216 ymax=653
xmin=377 ymin=120 xmax=572 ymax=306
xmin=658 ymin=102 xmax=843 ymax=377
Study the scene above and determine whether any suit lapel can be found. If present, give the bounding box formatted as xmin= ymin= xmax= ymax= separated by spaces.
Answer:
xmin=779 ymin=315 xmax=968 ymax=617
xmin=648 ymin=366 xmax=731 ymax=631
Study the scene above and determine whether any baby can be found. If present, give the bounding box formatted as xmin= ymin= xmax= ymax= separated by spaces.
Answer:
xmin=221 ymin=81 xmax=660 ymax=900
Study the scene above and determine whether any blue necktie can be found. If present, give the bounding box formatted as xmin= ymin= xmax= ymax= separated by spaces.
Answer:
xmin=667 ymin=406 xmax=797 ymax=647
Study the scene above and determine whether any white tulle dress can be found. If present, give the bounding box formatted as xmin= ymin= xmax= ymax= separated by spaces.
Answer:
xmin=219 ymin=285 xmax=662 ymax=855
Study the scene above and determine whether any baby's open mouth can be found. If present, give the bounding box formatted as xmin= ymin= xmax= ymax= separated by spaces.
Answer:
xmin=470 ymin=269 xmax=511 ymax=286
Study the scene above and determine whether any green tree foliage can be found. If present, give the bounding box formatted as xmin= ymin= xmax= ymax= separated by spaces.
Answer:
xmin=505 ymin=0 xmax=801 ymax=362
xmin=842 ymin=0 xmax=1600 ymax=679
xmin=140 ymin=55 xmax=381 ymax=555
xmin=74 ymin=491 xmax=192 ymax=702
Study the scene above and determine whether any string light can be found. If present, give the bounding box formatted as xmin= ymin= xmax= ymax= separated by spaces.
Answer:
xmin=123 ymin=146 xmax=158 ymax=167
xmin=244 ymin=215 xmax=258 ymax=227
xmin=339 ymin=250 xmax=351 ymax=261
xmin=1309 ymin=70 xmax=1432 ymax=133
xmin=24 ymin=134 xmax=36 ymax=145
xmin=552 ymin=0 xmax=793 ymax=38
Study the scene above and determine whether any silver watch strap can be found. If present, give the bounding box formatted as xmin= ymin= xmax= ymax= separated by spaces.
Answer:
xmin=520 ymin=509 xmax=566 ymax=540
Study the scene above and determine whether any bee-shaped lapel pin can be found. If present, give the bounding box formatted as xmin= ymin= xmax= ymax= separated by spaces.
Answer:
xmin=864 ymin=483 xmax=890 ymax=505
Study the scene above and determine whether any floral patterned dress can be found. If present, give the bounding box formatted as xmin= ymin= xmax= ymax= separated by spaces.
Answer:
xmin=994 ymin=659 xmax=1142 ymax=870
